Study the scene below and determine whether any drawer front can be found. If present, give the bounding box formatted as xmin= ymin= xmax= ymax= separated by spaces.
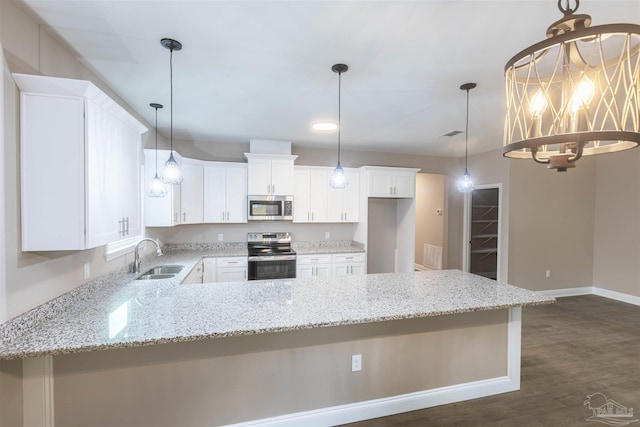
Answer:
xmin=217 ymin=257 xmax=248 ymax=267
xmin=296 ymin=254 xmax=332 ymax=265
xmin=332 ymin=253 xmax=365 ymax=263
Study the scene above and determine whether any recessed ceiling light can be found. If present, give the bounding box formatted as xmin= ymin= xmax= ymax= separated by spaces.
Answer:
xmin=312 ymin=121 xmax=338 ymax=132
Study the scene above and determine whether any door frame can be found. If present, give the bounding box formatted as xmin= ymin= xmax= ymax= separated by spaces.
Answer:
xmin=462 ymin=183 xmax=504 ymax=282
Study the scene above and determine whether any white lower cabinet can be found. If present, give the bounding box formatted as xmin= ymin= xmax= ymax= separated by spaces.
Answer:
xmin=296 ymin=254 xmax=332 ymax=278
xmin=203 ymin=257 xmax=248 ymax=282
xmin=297 ymin=253 xmax=365 ymax=278
xmin=331 ymin=253 xmax=366 ymax=276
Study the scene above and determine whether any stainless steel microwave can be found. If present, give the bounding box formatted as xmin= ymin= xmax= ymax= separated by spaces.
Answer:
xmin=248 ymin=195 xmax=293 ymax=221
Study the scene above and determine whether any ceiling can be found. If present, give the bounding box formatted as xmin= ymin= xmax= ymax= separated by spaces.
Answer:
xmin=17 ymin=0 xmax=640 ymax=157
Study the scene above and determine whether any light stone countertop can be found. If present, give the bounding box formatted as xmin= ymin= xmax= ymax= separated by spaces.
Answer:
xmin=293 ymin=241 xmax=365 ymax=255
xmin=0 ymin=244 xmax=554 ymax=360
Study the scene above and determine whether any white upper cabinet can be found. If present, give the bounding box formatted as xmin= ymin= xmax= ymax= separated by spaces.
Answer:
xmin=327 ymin=168 xmax=360 ymax=222
xmin=364 ymin=166 xmax=421 ymax=198
xmin=245 ymin=153 xmax=297 ymax=196
xmin=15 ymin=74 xmax=147 ymax=251
xmin=293 ymin=167 xmax=328 ymax=223
xmin=180 ymin=160 xmax=204 ymax=225
xmin=203 ymin=163 xmax=247 ymax=223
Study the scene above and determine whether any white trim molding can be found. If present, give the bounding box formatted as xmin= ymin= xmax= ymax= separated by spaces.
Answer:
xmin=538 ymin=287 xmax=640 ymax=306
xmin=23 ymin=355 xmax=54 ymax=427
xmin=227 ymin=307 xmax=522 ymax=427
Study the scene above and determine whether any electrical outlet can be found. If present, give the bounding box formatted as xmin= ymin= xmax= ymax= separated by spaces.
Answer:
xmin=83 ymin=262 xmax=90 ymax=280
xmin=218 ymin=234 xmax=224 ymax=242
xmin=545 ymin=270 xmax=551 ymax=278
xmin=351 ymin=354 xmax=362 ymax=372
xmin=325 ymin=231 xmax=330 ymax=240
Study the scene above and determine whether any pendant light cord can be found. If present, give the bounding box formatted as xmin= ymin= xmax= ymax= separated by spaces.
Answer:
xmin=155 ymin=106 xmax=159 ymax=173
xmin=464 ymin=88 xmax=469 ymax=173
xmin=169 ymin=47 xmax=174 ymax=153
xmin=337 ymin=70 xmax=342 ymax=164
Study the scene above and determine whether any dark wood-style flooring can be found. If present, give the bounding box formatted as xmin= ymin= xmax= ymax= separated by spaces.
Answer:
xmin=340 ymin=295 xmax=640 ymax=427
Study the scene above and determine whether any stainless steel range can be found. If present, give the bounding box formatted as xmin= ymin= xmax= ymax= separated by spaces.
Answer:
xmin=247 ymin=232 xmax=296 ymax=280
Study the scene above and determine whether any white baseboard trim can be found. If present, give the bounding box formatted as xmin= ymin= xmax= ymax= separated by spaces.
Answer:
xmin=226 ymin=375 xmax=518 ymax=427
xmin=538 ymin=287 xmax=593 ymax=298
xmin=592 ymin=287 xmax=640 ymax=306
xmin=538 ymin=287 xmax=640 ymax=306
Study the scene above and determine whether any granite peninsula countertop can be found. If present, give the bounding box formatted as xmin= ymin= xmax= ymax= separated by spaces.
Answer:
xmin=293 ymin=240 xmax=365 ymax=255
xmin=0 ymin=243 xmax=554 ymax=360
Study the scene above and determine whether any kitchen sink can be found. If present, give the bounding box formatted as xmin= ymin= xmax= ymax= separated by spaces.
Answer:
xmin=136 ymin=273 xmax=176 ymax=281
xmin=135 ymin=265 xmax=184 ymax=281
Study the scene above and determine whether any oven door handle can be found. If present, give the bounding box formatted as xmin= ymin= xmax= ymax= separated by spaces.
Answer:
xmin=248 ymin=255 xmax=297 ymax=262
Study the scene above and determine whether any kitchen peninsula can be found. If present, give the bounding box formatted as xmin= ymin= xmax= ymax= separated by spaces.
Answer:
xmin=0 ymin=247 xmax=553 ymax=426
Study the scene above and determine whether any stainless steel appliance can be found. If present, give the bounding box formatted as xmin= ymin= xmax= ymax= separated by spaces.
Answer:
xmin=247 ymin=232 xmax=296 ymax=280
xmin=248 ymin=195 xmax=293 ymax=221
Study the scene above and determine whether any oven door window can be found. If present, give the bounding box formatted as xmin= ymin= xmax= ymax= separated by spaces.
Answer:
xmin=249 ymin=259 xmax=296 ymax=280
xmin=249 ymin=201 xmax=282 ymax=217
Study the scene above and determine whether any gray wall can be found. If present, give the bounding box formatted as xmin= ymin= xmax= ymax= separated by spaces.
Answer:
xmin=593 ymin=149 xmax=640 ymax=297
xmin=53 ymin=311 xmax=508 ymax=426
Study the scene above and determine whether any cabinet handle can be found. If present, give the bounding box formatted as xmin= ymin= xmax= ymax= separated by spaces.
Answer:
xmin=307 ymin=212 xmax=310 ymax=221
xmin=182 ymin=212 xmax=186 ymax=221
xmin=174 ymin=212 xmax=178 ymax=224
xmin=244 ymin=270 xmax=247 ymax=280
xmin=344 ymin=212 xmax=347 ymax=221
xmin=226 ymin=212 xmax=230 ymax=221
xmin=272 ymin=184 xmax=275 ymax=194
xmin=124 ymin=217 xmax=129 ymax=235
xmin=312 ymin=212 xmax=314 ymax=221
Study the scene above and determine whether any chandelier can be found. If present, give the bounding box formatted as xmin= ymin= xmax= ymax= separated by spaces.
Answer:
xmin=503 ymin=0 xmax=640 ymax=171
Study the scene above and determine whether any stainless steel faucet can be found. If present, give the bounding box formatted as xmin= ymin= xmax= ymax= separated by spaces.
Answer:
xmin=133 ymin=238 xmax=163 ymax=274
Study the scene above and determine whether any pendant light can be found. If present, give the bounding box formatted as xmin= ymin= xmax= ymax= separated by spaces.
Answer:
xmin=146 ymin=103 xmax=167 ymax=197
xmin=458 ymin=83 xmax=476 ymax=193
xmin=160 ymin=38 xmax=183 ymax=184
xmin=329 ymin=63 xmax=348 ymax=189
xmin=503 ymin=0 xmax=640 ymax=172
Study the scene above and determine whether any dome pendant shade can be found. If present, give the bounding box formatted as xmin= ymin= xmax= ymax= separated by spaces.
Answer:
xmin=329 ymin=161 xmax=348 ymax=189
xmin=162 ymin=152 xmax=183 ymax=184
xmin=503 ymin=1 xmax=640 ymax=172
xmin=457 ymin=170 xmax=474 ymax=193
xmin=147 ymin=173 xmax=168 ymax=197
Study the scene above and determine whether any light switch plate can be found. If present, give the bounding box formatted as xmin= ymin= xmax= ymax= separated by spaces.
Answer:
xmin=83 ymin=262 xmax=90 ymax=280
xmin=218 ymin=234 xmax=224 ymax=242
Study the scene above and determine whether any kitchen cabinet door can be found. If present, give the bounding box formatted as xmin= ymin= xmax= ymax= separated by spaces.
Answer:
xmin=245 ymin=153 xmax=297 ymax=195
xmin=216 ymin=257 xmax=248 ymax=282
xmin=217 ymin=266 xmax=247 ymax=282
xmin=203 ymin=166 xmax=227 ymax=222
xmin=204 ymin=163 xmax=247 ymax=223
xmin=332 ymin=253 xmax=366 ymax=276
xmin=247 ymin=157 xmax=271 ymax=195
xmin=296 ymin=264 xmax=315 ymax=279
xmin=366 ymin=167 xmax=419 ymax=198
xmin=86 ymin=100 xmax=143 ymax=247
xmin=270 ymin=158 xmax=295 ymax=196
xmin=203 ymin=258 xmax=216 ymax=283
xmin=393 ymin=170 xmax=416 ymax=198
xmin=180 ymin=161 xmax=204 ymax=224
xmin=294 ymin=167 xmax=328 ymax=223
xmin=327 ymin=168 xmax=359 ymax=222
xmin=225 ymin=165 xmax=248 ymax=223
